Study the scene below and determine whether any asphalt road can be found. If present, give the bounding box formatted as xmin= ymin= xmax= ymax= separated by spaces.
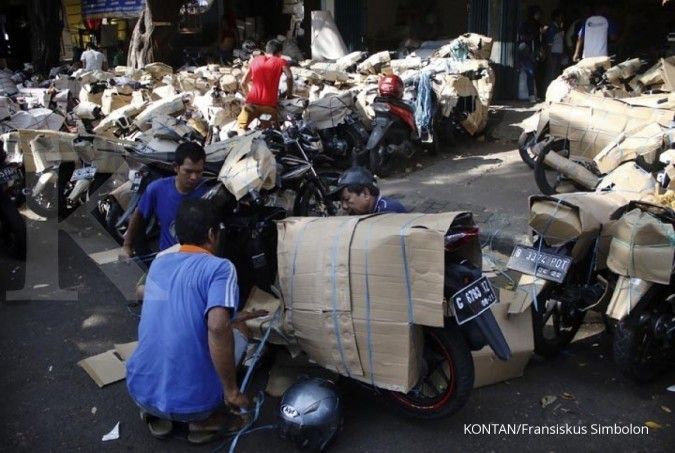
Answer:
xmin=2 ymin=136 xmax=675 ymax=452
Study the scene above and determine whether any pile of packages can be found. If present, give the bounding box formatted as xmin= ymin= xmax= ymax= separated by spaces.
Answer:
xmin=546 ymin=56 xmax=675 ymax=103
xmin=0 ymin=31 xmax=496 ymax=159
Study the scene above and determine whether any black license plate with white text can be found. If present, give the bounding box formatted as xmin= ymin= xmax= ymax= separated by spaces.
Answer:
xmin=452 ymin=276 xmax=498 ymax=325
xmin=507 ymin=244 xmax=572 ymax=283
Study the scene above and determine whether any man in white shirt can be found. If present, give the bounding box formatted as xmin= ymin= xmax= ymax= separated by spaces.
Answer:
xmin=80 ymin=42 xmax=108 ymax=71
xmin=573 ymin=2 xmax=618 ymax=61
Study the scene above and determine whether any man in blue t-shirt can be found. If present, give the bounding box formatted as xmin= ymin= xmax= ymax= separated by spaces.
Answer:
xmin=126 ymin=199 xmax=267 ymax=443
xmin=330 ymin=166 xmax=407 ymax=215
xmin=121 ymin=142 xmax=210 ymax=259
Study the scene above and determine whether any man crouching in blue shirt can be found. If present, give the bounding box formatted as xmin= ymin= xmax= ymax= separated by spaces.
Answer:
xmin=126 ymin=199 xmax=266 ymax=444
xmin=331 ymin=166 xmax=407 ymax=215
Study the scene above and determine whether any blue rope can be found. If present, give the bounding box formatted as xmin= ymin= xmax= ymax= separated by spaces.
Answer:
xmin=414 ymin=71 xmax=434 ymax=138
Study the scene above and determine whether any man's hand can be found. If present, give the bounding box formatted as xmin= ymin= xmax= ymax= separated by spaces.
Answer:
xmin=225 ymin=389 xmax=250 ymax=410
xmin=119 ymin=244 xmax=134 ymax=261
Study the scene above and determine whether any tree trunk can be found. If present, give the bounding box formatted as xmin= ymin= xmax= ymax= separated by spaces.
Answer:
xmin=128 ymin=0 xmax=180 ymax=68
xmin=26 ymin=0 xmax=62 ymax=73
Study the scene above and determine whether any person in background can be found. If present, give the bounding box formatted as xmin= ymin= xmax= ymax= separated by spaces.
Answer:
xmin=121 ymin=142 xmax=210 ymax=260
xmin=126 ymin=199 xmax=267 ymax=444
xmin=236 ymin=39 xmax=293 ymax=134
xmin=566 ymin=5 xmax=592 ymax=59
xmin=517 ymin=6 xmax=545 ymax=102
xmin=80 ymin=42 xmax=108 ymax=71
xmin=111 ymin=41 xmax=126 ymax=68
xmin=545 ymin=9 xmax=567 ymax=87
xmin=331 ymin=166 xmax=407 ymax=215
xmin=573 ymin=1 xmax=618 ymax=61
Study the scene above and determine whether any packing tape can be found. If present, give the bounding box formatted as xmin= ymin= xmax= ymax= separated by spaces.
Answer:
xmin=330 ymin=217 xmax=356 ymax=377
xmin=399 ymin=214 xmax=428 ymax=324
xmin=289 ymin=219 xmax=319 ymax=308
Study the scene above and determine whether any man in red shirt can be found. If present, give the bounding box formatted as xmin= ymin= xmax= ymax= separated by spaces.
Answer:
xmin=236 ymin=39 xmax=293 ymax=133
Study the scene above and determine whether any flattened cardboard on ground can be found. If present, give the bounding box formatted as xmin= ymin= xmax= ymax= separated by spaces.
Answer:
xmin=265 ymin=350 xmax=338 ymax=397
xmin=472 ymin=303 xmax=533 ymax=388
xmin=78 ymin=350 xmax=126 ymax=388
xmin=114 ymin=341 xmax=138 ymax=361
xmin=605 ymin=208 xmax=675 ymax=285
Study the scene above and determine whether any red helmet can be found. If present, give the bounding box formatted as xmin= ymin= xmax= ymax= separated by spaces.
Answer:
xmin=378 ymin=74 xmax=404 ymax=99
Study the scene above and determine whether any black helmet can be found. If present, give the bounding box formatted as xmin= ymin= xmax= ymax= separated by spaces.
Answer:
xmin=329 ymin=166 xmax=377 ymax=200
xmin=278 ymin=378 xmax=341 ymax=451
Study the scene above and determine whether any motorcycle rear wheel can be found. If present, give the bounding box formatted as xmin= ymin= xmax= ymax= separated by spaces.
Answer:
xmin=385 ymin=325 xmax=474 ymax=419
xmin=531 ymin=285 xmax=586 ymax=357
xmin=369 ymin=144 xmax=396 ymax=178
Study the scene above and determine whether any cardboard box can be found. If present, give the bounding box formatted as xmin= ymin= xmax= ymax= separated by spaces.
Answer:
xmin=593 ymin=122 xmax=665 ymax=174
xmin=276 ymin=212 xmax=482 ymax=392
xmin=288 ymin=309 xmax=424 ymax=392
xmin=605 ymin=207 xmax=675 ymax=284
xmin=472 ymin=303 xmax=533 ymax=388
xmin=529 ymin=191 xmax=634 ymax=263
xmin=101 ymin=88 xmax=133 ymax=115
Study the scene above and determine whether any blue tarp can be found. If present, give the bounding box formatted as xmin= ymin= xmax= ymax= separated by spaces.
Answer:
xmin=82 ymin=0 xmax=146 ymax=19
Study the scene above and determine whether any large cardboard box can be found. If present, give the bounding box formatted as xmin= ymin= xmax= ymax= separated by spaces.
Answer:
xmin=605 ymin=207 xmax=675 ymax=285
xmin=276 ymin=212 xmax=480 ymax=393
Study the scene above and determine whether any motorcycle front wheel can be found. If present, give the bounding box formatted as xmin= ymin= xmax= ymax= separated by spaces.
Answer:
xmin=533 ymin=138 xmax=580 ymax=196
xmin=613 ymin=311 xmax=669 ymax=383
xmin=385 ymin=325 xmax=474 ymax=419
xmin=531 ymin=284 xmax=586 ymax=357
xmin=294 ymin=181 xmax=336 ymax=217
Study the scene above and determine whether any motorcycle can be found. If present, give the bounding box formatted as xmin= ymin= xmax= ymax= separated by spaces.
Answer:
xmin=507 ymin=193 xmax=625 ymax=357
xmin=284 ymin=93 xmax=369 ymax=170
xmin=366 ymin=74 xmax=455 ymax=177
xmin=0 ymin=132 xmax=26 ymax=259
xmin=605 ymin=201 xmax=675 ymax=382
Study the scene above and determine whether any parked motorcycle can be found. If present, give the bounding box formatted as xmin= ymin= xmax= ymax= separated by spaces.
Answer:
xmin=0 ymin=133 xmax=26 ymax=259
xmin=605 ymin=201 xmax=675 ymax=382
xmin=206 ymin=178 xmax=512 ymax=418
xmin=289 ymin=93 xmax=369 ymax=170
xmin=366 ymin=74 xmax=454 ymax=177
xmin=507 ymin=194 xmax=624 ymax=356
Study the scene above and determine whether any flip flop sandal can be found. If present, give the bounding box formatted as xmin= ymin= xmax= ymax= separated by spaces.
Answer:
xmin=139 ymin=410 xmax=174 ymax=439
xmin=187 ymin=430 xmax=222 ymax=445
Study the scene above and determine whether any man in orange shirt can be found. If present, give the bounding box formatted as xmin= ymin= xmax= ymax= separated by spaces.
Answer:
xmin=236 ymin=39 xmax=293 ymax=133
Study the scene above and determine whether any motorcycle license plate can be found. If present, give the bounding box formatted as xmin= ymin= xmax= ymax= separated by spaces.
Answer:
xmin=0 ymin=166 xmax=18 ymax=184
xmin=70 ymin=166 xmax=97 ymax=182
xmin=507 ymin=245 xmax=572 ymax=283
xmin=451 ymin=276 xmax=498 ymax=325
